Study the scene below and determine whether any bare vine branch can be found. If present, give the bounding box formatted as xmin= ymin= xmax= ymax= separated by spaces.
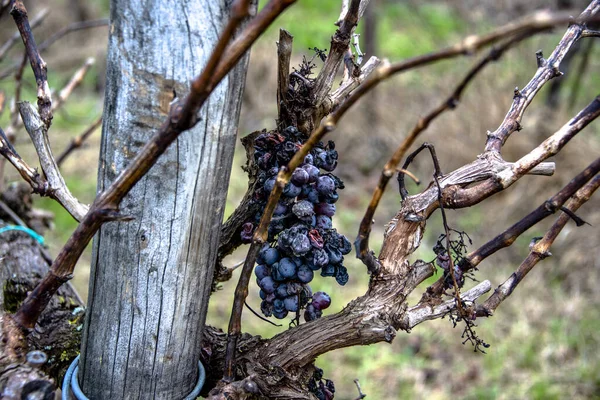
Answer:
xmin=478 ymin=174 xmax=600 ymax=315
xmin=0 ymin=8 xmax=48 ymax=63
xmin=56 ymin=116 xmax=102 ymax=167
xmin=10 ymin=0 xmax=53 ymax=128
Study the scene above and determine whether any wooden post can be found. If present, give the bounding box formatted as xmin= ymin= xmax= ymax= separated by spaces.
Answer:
xmin=79 ymin=1 xmax=253 ymax=398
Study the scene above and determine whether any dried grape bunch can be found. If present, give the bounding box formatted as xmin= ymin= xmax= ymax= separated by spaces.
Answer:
xmin=243 ymin=126 xmax=351 ymax=321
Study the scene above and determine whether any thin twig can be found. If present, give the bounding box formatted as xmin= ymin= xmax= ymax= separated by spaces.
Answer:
xmin=353 ymin=378 xmax=367 ymax=400
xmin=0 ymin=8 xmax=49 ymax=63
xmin=10 ymin=0 xmax=53 ymax=128
xmin=52 ymin=57 xmax=95 ymax=112
xmin=38 ymin=19 xmax=109 ymax=52
xmin=18 ymin=102 xmax=89 ymax=221
xmin=485 ymin=2 xmax=600 ymax=152
xmin=0 ymin=125 xmax=49 ymax=193
xmin=478 ymin=174 xmax=600 ymax=315
xmin=463 ymin=157 xmax=600 ymax=271
xmin=56 ymin=116 xmax=102 ymax=167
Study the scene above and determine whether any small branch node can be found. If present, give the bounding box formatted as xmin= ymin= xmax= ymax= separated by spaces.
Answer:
xmin=535 ymin=49 xmax=546 ymax=68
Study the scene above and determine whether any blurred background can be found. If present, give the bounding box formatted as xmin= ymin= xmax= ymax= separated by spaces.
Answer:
xmin=1 ymin=0 xmax=599 ymax=399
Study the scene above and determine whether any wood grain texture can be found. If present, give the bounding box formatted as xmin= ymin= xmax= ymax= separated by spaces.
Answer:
xmin=80 ymin=1 xmax=254 ymax=398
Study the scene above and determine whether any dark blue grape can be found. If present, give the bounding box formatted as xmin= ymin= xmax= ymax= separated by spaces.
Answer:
xmin=283 ymin=182 xmax=302 ymax=197
xmin=312 ymin=292 xmax=331 ymax=310
xmin=321 ymin=264 xmax=336 ymax=277
xmin=306 ymin=258 xmax=320 ymax=271
xmin=326 ymin=246 xmax=343 ymax=264
xmin=240 ymin=222 xmax=254 ymax=243
xmin=291 ymin=257 xmax=304 ymax=267
xmin=316 ymin=176 xmax=336 ymax=195
xmin=287 ymin=282 xmax=303 ymax=295
xmin=260 ymin=300 xmax=273 ymax=317
xmin=273 ymin=202 xmax=288 ymax=216
xmin=303 ymin=185 xmax=320 ymax=203
xmin=279 ymin=258 xmax=298 ymax=279
xmin=335 ymin=266 xmax=349 ymax=286
xmin=316 ymin=215 xmax=332 ymax=230
xmin=271 ymin=263 xmax=285 ymax=282
xmin=304 ymin=154 xmax=314 ymax=165
xmin=284 ymin=296 xmax=299 ymax=312
xmin=323 ymin=192 xmax=339 ymax=204
xmin=312 ymin=248 xmax=329 ymax=267
xmin=315 ymin=203 xmax=335 ymax=217
xmin=297 ymin=265 xmax=314 ymax=283
xmin=259 ymin=276 xmax=276 ymax=293
xmin=292 ymin=200 xmax=314 ymax=219
xmin=276 ymin=284 xmax=289 ymax=299
xmin=308 ymin=229 xmax=324 ymax=249
xmin=304 ymin=303 xmax=322 ymax=322
xmin=260 ymin=247 xmax=280 ymax=266
xmin=273 ymin=309 xmax=288 ymax=319
xmin=255 ymin=264 xmax=270 ymax=280
xmin=291 ymin=234 xmax=311 ymax=255
xmin=291 ymin=168 xmax=309 ymax=185
xmin=304 ymin=164 xmax=320 ymax=183
xmin=339 ymin=234 xmax=352 ymax=255
xmin=273 ymin=299 xmax=286 ymax=313
xmin=259 ymin=290 xmax=267 ymax=300
xmin=263 ymin=177 xmax=276 ymax=193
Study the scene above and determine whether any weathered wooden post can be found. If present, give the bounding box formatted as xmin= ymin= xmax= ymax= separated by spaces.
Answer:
xmin=79 ymin=1 xmax=253 ymax=397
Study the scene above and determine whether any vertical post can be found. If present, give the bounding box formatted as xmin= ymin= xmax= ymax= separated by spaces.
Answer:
xmin=79 ymin=1 xmax=253 ymax=398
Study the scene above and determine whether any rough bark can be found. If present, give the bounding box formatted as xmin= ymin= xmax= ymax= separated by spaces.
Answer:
xmin=80 ymin=1 xmax=254 ymax=398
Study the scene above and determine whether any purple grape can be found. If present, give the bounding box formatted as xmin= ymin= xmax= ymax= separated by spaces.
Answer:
xmin=273 ymin=202 xmax=288 ymax=216
xmin=278 ymin=258 xmax=297 ymax=279
xmin=259 ymin=290 xmax=267 ymax=300
xmin=312 ymin=292 xmax=331 ymax=310
xmin=316 ymin=215 xmax=332 ymax=230
xmin=276 ymin=284 xmax=289 ymax=299
xmin=304 ymin=154 xmax=314 ymax=165
xmin=255 ymin=264 xmax=270 ymax=280
xmin=339 ymin=235 xmax=352 ymax=255
xmin=323 ymin=192 xmax=339 ymax=204
xmin=303 ymin=185 xmax=320 ymax=203
xmin=291 ymin=168 xmax=310 ymax=185
xmin=321 ymin=264 xmax=336 ymax=277
xmin=283 ymin=182 xmax=302 ymax=197
xmin=297 ymin=265 xmax=314 ymax=283
xmin=304 ymin=164 xmax=320 ymax=183
xmin=335 ymin=266 xmax=349 ymax=286
xmin=316 ymin=176 xmax=336 ymax=195
xmin=308 ymin=229 xmax=324 ymax=249
xmin=291 ymin=234 xmax=311 ymax=255
xmin=284 ymin=296 xmax=299 ymax=312
xmin=312 ymin=248 xmax=329 ymax=267
xmin=263 ymin=177 xmax=276 ymax=193
xmin=315 ymin=203 xmax=335 ymax=217
xmin=240 ymin=222 xmax=254 ymax=243
xmin=273 ymin=309 xmax=288 ymax=319
xmin=287 ymin=282 xmax=303 ymax=295
xmin=273 ymin=298 xmax=286 ymax=313
xmin=260 ymin=247 xmax=280 ymax=266
xmin=259 ymin=276 xmax=276 ymax=293
xmin=260 ymin=300 xmax=273 ymax=317
xmin=304 ymin=303 xmax=322 ymax=322
xmin=271 ymin=263 xmax=285 ymax=282
xmin=326 ymin=246 xmax=343 ymax=264
xmin=292 ymin=200 xmax=314 ymax=219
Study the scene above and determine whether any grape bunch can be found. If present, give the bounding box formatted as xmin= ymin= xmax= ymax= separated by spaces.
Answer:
xmin=308 ymin=367 xmax=335 ymax=400
xmin=243 ymin=126 xmax=352 ymax=321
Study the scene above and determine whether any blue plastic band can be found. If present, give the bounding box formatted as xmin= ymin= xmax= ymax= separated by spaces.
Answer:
xmin=0 ymin=225 xmax=45 ymax=245
xmin=62 ymin=355 xmax=206 ymax=399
